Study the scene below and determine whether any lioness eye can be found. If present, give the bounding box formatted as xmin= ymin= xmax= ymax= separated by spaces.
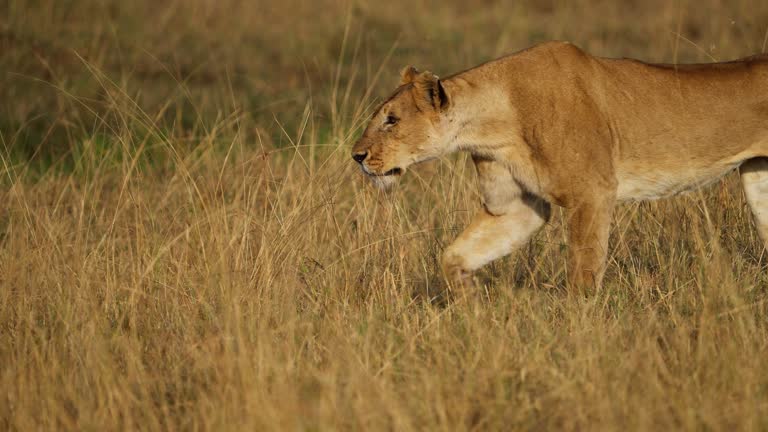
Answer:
xmin=384 ymin=115 xmax=398 ymax=125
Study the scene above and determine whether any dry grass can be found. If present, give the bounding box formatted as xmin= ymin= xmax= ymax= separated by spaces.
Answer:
xmin=3 ymin=0 xmax=768 ymax=430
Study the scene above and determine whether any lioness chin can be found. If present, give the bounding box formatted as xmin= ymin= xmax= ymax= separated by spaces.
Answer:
xmin=352 ymin=41 xmax=768 ymax=291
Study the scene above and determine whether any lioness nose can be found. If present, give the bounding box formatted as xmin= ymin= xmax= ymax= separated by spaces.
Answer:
xmin=352 ymin=151 xmax=368 ymax=164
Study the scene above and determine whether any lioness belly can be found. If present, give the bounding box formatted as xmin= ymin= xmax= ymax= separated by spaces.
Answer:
xmin=616 ymin=163 xmax=740 ymax=201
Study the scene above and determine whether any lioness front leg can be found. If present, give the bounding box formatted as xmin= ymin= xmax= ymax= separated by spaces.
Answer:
xmin=565 ymin=195 xmax=615 ymax=291
xmin=442 ymin=194 xmax=550 ymax=289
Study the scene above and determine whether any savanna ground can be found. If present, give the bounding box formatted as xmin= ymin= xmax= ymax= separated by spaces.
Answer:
xmin=2 ymin=0 xmax=768 ymax=430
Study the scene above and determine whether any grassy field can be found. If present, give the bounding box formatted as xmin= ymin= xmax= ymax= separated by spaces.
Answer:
xmin=3 ymin=0 xmax=768 ymax=430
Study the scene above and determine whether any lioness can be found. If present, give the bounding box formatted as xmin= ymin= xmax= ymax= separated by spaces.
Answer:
xmin=351 ymin=41 xmax=768 ymax=290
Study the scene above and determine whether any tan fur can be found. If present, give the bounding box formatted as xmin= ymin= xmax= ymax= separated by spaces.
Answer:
xmin=352 ymin=41 xmax=768 ymax=291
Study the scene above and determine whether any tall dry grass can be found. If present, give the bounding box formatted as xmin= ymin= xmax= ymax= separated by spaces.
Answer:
xmin=2 ymin=0 xmax=768 ymax=430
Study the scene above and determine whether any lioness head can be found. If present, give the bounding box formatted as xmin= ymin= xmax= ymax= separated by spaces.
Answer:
xmin=351 ymin=66 xmax=452 ymax=189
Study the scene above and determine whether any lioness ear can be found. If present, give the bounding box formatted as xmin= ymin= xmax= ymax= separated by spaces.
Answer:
xmin=400 ymin=65 xmax=419 ymax=85
xmin=413 ymin=71 xmax=450 ymax=112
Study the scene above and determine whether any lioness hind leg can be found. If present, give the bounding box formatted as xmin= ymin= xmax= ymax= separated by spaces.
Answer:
xmin=442 ymin=194 xmax=550 ymax=290
xmin=740 ymin=157 xmax=768 ymax=247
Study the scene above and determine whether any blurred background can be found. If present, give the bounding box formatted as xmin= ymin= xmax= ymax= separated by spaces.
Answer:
xmin=4 ymin=0 xmax=768 ymax=168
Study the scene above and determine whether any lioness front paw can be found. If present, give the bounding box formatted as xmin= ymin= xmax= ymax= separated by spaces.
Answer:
xmin=441 ymin=253 xmax=477 ymax=294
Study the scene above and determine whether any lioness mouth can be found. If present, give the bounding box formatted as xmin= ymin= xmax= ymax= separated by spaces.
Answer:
xmin=369 ymin=167 xmax=402 ymax=177
xmin=382 ymin=167 xmax=402 ymax=176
